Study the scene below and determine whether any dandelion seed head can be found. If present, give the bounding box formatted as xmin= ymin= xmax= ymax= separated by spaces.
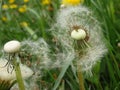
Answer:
xmin=51 ymin=5 xmax=107 ymax=74
xmin=21 ymin=38 xmax=52 ymax=69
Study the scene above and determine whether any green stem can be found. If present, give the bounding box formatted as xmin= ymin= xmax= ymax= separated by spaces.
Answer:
xmin=77 ymin=66 xmax=85 ymax=90
xmin=27 ymin=8 xmax=46 ymax=39
xmin=13 ymin=58 xmax=25 ymax=90
xmin=25 ymin=26 xmax=38 ymax=40
xmin=39 ymin=18 xmax=46 ymax=39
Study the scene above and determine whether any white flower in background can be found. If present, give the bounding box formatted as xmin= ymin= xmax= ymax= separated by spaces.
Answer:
xmin=51 ymin=5 xmax=107 ymax=73
xmin=4 ymin=40 xmax=21 ymax=53
xmin=0 ymin=59 xmax=33 ymax=90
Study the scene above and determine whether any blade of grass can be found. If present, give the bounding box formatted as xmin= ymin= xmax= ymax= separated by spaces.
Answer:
xmin=52 ymin=54 xmax=74 ymax=90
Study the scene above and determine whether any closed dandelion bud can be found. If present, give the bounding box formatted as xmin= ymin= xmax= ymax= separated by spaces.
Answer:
xmin=71 ymin=29 xmax=86 ymax=40
xmin=4 ymin=40 xmax=21 ymax=53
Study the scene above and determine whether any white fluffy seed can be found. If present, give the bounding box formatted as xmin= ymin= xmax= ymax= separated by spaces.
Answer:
xmin=4 ymin=40 xmax=21 ymax=53
xmin=71 ymin=29 xmax=86 ymax=40
xmin=0 ymin=59 xmax=34 ymax=81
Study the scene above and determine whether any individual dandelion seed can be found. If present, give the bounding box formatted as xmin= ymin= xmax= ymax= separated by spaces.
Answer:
xmin=0 ymin=59 xmax=33 ymax=90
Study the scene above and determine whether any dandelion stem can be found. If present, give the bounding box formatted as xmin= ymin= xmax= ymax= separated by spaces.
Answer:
xmin=77 ymin=65 xmax=85 ymax=90
xmin=13 ymin=57 xmax=25 ymax=90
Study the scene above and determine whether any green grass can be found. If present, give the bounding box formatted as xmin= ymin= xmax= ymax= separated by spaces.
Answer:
xmin=0 ymin=0 xmax=120 ymax=90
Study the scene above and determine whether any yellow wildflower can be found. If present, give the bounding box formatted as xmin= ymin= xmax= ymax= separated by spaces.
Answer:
xmin=20 ymin=21 xmax=28 ymax=27
xmin=18 ymin=5 xmax=27 ymax=13
xmin=9 ymin=4 xmax=18 ymax=9
xmin=2 ymin=4 xmax=9 ymax=10
xmin=62 ymin=0 xmax=84 ymax=6
xmin=2 ymin=16 xmax=7 ymax=22
xmin=42 ymin=0 xmax=51 ymax=5
xmin=24 ymin=0 xmax=29 ymax=3
xmin=9 ymin=0 xmax=15 ymax=4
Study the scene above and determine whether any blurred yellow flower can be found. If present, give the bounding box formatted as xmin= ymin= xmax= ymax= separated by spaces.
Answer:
xmin=9 ymin=0 xmax=15 ymax=4
xmin=2 ymin=4 xmax=9 ymax=10
xmin=24 ymin=0 xmax=29 ymax=3
xmin=20 ymin=21 xmax=28 ymax=27
xmin=9 ymin=4 xmax=18 ymax=9
xmin=42 ymin=0 xmax=51 ymax=5
xmin=62 ymin=0 xmax=83 ymax=6
xmin=18 ymin=5 xmax=27 ymax=13
xmin=2 ymin=16 xmax=7 ymax=22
